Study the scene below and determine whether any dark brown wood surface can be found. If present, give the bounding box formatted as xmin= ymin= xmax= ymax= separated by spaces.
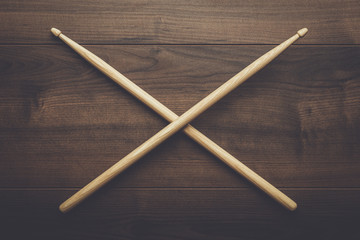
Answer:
xmin=1 ymin=1 xmax=359 ymax=239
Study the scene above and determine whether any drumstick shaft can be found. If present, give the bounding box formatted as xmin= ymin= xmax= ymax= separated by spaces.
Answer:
xmin=53 ymin=28 xmax=307 ymax=212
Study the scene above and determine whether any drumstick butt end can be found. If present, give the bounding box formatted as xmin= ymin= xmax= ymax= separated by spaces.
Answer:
xmin=297 ymin=28 xmax=308 ymax=38
xmin=51 ymin=28 xmax=62 ymax=37
xmin=288 ymin=201 xmax=298 ymax=211
xmin=59 ymin=202 xmax=69 ymax=213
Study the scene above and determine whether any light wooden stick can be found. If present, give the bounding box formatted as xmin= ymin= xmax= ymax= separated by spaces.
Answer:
xmin=53 ymin=28 xmax=307 ymax=212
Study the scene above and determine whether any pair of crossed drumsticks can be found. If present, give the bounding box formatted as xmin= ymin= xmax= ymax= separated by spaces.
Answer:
xmin=51 ymin=27 xmax=308 ymax=213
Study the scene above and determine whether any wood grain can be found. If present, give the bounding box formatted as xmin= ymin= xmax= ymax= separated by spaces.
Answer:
xmin=1 ymin=189 xmax=359 ymax=239
xmin=1 ymin=0 xmax=359 ymax=238
xmin=0 ymin=0 xmax=359 ymax=44
xmin=1 ymin=45 xmax=359 ymax=189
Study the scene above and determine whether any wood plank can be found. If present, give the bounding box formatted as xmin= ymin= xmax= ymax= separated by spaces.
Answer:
xmin=1 ymin=189 xmax=359 ymax=239
xmin=1 ymin=126 xmax=359 ymax=188
xmin=0 ymin=0 xmax=359 ymax=44
xmin=1 ymin=45 xmax=359 ymax=188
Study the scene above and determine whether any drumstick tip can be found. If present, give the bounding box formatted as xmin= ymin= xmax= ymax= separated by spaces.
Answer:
xmin=297 ymin=28 xmax=308 ymax=38
xmin=51 ymin=28 xmax=62 ymax=37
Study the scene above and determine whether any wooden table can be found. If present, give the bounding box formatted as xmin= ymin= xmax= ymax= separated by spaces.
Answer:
xmin=1 ymin=1 xmax=359 ymax=239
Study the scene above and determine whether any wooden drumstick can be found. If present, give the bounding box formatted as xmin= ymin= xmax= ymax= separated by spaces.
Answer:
xmin=53 ymin=28 xmax=308 ymax=212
